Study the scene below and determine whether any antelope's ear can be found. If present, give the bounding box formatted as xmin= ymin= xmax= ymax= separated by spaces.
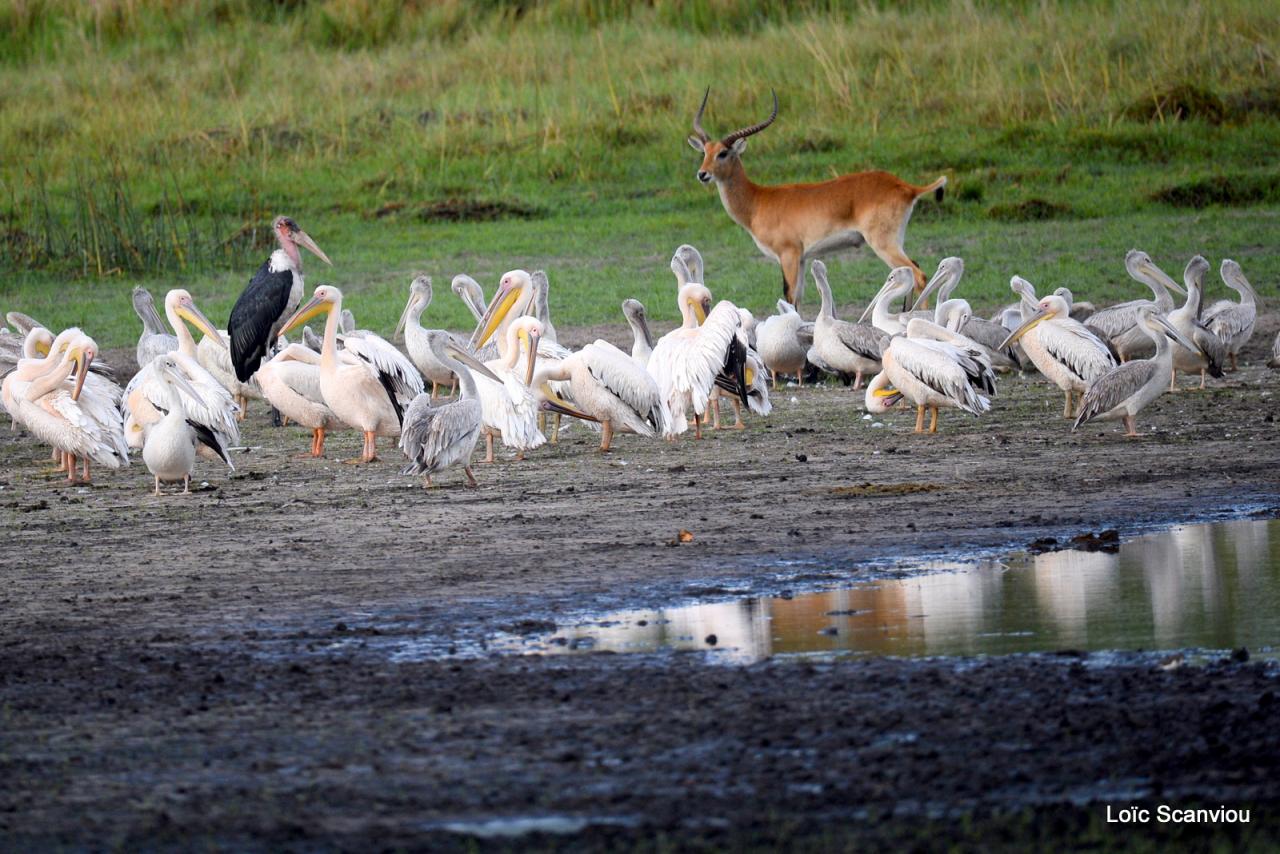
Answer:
xmin=730 ymin=137 xmax=748 ymax=155
xmin=686 ymin=135 xmax=705 ymax=152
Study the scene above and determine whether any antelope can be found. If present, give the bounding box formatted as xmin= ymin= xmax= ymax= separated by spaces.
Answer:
xmin=687 ymin=89 xmax=946 ymax=306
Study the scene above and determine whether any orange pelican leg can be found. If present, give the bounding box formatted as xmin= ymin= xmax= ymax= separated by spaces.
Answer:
xmin=464 ymin=466 xmax=478 ymax=487
xmin=914 ymin=404 xmax=925 ymax=434
xmin=729 ymin=399 xmax=746 ymax=430
xmin=928 ymin=405 xmax=939 ymax=434
xmin=599 ymin=420 xmax=614 ymax=452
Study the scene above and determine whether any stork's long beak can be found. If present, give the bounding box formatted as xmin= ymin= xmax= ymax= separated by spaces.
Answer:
xmin=176 ymin=302 xmax=224 ymax=347
xmin=471 ymin=281 xmax=523 ymax=349
xmin=444 ymin=345 xmax=502 ymax=383
xmin=294 ymin=230 xmax=332 ymax=267
xmin=70 ymin=346 xmax=89 ymax=401
xmin=280 ymin=294 xmax=331 ymax=336
xmin=999 ymin=308 xmax=1055 ymax=350
xmin=538 ymin=385 xmax=599 ymax=423
xmin=524 ymin=332 xmax=540 ymax=386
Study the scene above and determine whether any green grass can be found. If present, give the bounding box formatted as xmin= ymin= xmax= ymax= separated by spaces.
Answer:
xmin=2 ymin=0 xmax=1279 ymax=349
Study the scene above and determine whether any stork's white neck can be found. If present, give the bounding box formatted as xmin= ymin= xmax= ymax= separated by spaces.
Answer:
xmin=269 ymin=249 xmax=295 ymax=274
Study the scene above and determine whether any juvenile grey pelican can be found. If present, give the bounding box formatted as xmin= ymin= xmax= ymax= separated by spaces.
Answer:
xmin=1053 ymin=287 xmax=1096 ymax=321
xmin=647 ymin=259 xmax=748 ymax=440
xmin=1167 ymin=255 xmax=1226 ymax=389
xmin=533 ymin=339 xmax=665 ymax=452
xmin=279 ymin=286 xmax=424 ymax=463
xmin=228 ymin=215 xmax=331 ymax=382
xmin=1203 ymin=259 xmax=1258 ymax=371
xmin=909 ymin=258 xmax=1020 ymax=371
xmin=143 ymin=354 xmax=232 ymax=494
xmin=754 ymin=299 xmax=814 ymax=387
xmin=400 ymin=334 xmax=502 ymax=487
xmin=621 ymin=299 xmax=655 ymax=367
xmin=452 ymin=273 xmax=488 ymax=322
xmin=1084 ymin=250 xmax=1186 ymax=361
xmin=395 ymin=275 xmax=469 ymax=398
xmin=811 ymin=260 xmax=887 ymax=389
xmin=132 ymin=286 xmax=177 ymax=369
xmin=531 ymin=270 xmax=559 ymax=344
xmin=255 ymin=344 xmax=346 ymax=457
xmin=1073 ymin=308 xmax=1205 ymax=437
xmin=1000 ymin=282 xmax=1117 ymax=416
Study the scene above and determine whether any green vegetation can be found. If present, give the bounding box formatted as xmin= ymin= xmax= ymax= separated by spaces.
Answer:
xmin=2 ymin=0 xmax=1278 ymax=348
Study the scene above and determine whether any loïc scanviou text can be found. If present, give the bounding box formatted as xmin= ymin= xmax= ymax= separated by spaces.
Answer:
xmin=1106 ymin=805 xmax=1251 ymax=824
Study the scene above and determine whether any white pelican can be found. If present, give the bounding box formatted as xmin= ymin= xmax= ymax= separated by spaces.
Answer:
xmin=10 ymin=333 xmax=129 ymax=482
xmin=621 ymin=299 xmax=655 ymax=367
xmin=400 ymin=334 xmax=503 ymax=487
xmin=1167 ymin=255 xmax=1226 ymax=389
xmin=1203 ymin=259 xmax=1258 ymax=371
xmin=1000 ymin=281 xmax=1117 ymax=416
xmin=647 ymin=266 xmax=748 ymax=440
xmin=531 ymin=270 xmax=559 ymax=344
xmin=3 ymin=327 xmax=68 ymax=445
xmin=675 ymin=244 xmax=705 ymax=287
xmin=1073 ymin=307 xmax=1206 ymax=437
xmin=1 ymin=325 xmax=52 ymax=387
xmin=865 ymin=321 xmax=995 ymax=434
xmin=395 ymin=275 xmax=468 ymax=399
xmin=909 ymin=259 xmax=1021 ymax=372
xmin=279 ymin=286 xmax=424 ymax=463
xmin=124 ymin=290 xmax=239 ymax=454
xmin=255 ymin=344 xmax=347 ymax=457
xmin=227 ymin=215 xmax=331 ymax=383
xmin=754 ymin=299 xmax=814 ymax=387
xmin=811 ymin=260 xmax=888 ymax=389
xmin=132 ymin=286 xmax=176 ymax=369
xmin=142 ymin=353 xmax=232 ymax=494
xmin=535 ymin=339 xmax=668 ymax=451
xmin=474 ymin=316 xmax=548 ymax=461
xmin=862 ymin=258 xmax=964 ymax=326
xmin=1084 ymin=250 xmax=1186 ymax=361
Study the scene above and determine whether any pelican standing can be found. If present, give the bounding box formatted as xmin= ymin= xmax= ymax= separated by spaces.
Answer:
xmin=228 ymin=215 xmax=331 ymax=383
xmin=1203 ymin=259 xmax=1258 ymax=371
xmin=123 ymin=290 xmax=239 ymax=455
xmin=142 ymin=354 xmax=232 ymax=494
xmin=1167 ymin=255 xmax=1226 ymax=389
xmin=400 ymin=334 xmax=502 ymax=487
xmin=395 ymin=275 xmax=468 ymax=399
xmin=279 ymin=286 xmax=423 ymax=463
xmin=535 ymin=340 xmax=668 ymax=451
xmin=909 ymin=259 xmax=1021 ymax=372
xmin=474 ymin=316 xmax=548 ymax=461
xmin=1073 ymin=307 xmax=1207 ymax=437
xmin=255 ymin=344 xmax=347 ymax=457
xmin=1084 ymin=250 xmax=1186 ymax=362
xmin=621 ymin=299 xmax=655 ymax=367
xmin=811 ymin=260 xmax=888 ymax=389
xmin=132 ymin=286 xmax=176 ymax=369
xmin=864 ymin=322 xmax=995 ymax=434
xmin=754 ymin=299 xmax=814 ymax=387
xmin=1000 ymin=282 xmax=1117 ymax=416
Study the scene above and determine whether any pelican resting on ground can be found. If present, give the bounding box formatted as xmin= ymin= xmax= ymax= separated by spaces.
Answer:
xmin=1001 ymin=282 xmax=1117 ymax=417
xmin=622 ymin=299 xmax=655 ymax=367
xmin=1084 ymin=250 xmax=1186 ymax=362
xmin=755 ymin=299 xmax=814 ymax=387
xmin=142 ymin=354 xmax=233 ymax=494
xmin=255 ymin=344 xmax=347 ymax=457
xmin=1167 ymin=255 xmax=1227 ymax=390
xmin=647 ymin=261 xmax=749 ymax=440
xmin=400 ymin=334 xmax=503 ymax=487
xmin=865 ymin=318 xmax=995 ymax=434
xmin=395 ymin=275 xmax=468 ymax=399
xmin=280 ymin=285 xmax=423 ymax=463
xmin=124 ymin=290 xmax=239 ymax=455
xmin=132 ymin=286 xmax=176 ymax=369
xmin=1203 ymin=259 xmax=1258 ymax=372
xmin=811 ymin=260 xmax=887 ymax=390
xmin=1073 ymin=308 xmax=1206 ymax=437
xmin=228 ymin=215 xmax=331 ymax=383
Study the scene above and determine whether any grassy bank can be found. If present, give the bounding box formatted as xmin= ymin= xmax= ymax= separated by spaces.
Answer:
xmin=2 ymin=0 xmax=1278 ymax=348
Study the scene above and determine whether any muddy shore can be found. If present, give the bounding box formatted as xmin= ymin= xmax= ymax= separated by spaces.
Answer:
xmin=2 ymin=316 xmax=1279 ymax=849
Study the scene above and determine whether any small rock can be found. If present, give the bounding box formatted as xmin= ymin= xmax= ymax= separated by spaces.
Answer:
xmin=705 ymin=634 xmax=717 ymax=646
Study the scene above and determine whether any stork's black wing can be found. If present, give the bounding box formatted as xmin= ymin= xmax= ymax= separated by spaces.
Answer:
xmin=229 ymin=260 xmax=293 ymax=382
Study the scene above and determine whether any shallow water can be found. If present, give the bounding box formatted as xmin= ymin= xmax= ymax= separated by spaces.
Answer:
xmin=496 ymin=518 xmax=1280 ymax=662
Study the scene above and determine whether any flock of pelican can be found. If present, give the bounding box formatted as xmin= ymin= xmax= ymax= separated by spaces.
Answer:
xmin=0 ymin=214 xmax=1272 ymax=494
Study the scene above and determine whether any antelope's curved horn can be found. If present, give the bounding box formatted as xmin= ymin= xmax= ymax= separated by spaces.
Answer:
xmin=722 ymin=89 xmax=778 ymax=145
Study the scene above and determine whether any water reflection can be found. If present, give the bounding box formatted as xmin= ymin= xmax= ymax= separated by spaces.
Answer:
xmin=501 ymin=518 xmax=1279 ymax=662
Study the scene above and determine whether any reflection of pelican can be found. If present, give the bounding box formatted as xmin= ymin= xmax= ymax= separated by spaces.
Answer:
xmin=124 ymin=290 xmax=240 ymax=455
xmin=810 ymin=260 xmax=886 ymax=390
xmin=143 ymin=354 xmax=232 ymax=494
xmin=1073 ymin=308 xmax=1202 ymax=437
xmin=280 ymin=286 xmax=424 ymax=463
xmin=255 ymin=344 xmax=346 ymax=457
xmin=132 ymin=286 xmax=176 ymax=369
xmin=1001 ymin=284 xmax=1116 ymax=417
xmin=1167 ymin=255 xmax=1226 ymax=389
xmin=755 ymin=299 xmax=814 ymax=387
xmin=1084 ymin=250 xmax=1186 ymax=361
xmin=621 ymin=299 xmax=655 ymax=367
xmin=400 ymin=333 xmax=501 ymax=487
xmin=395 ymin=275 xmax=468 ymax=399
xmin=534 ymin=339 xmax=664 ymax=451
xmin=1203 ymin=260 xmax=1258 ymax=372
